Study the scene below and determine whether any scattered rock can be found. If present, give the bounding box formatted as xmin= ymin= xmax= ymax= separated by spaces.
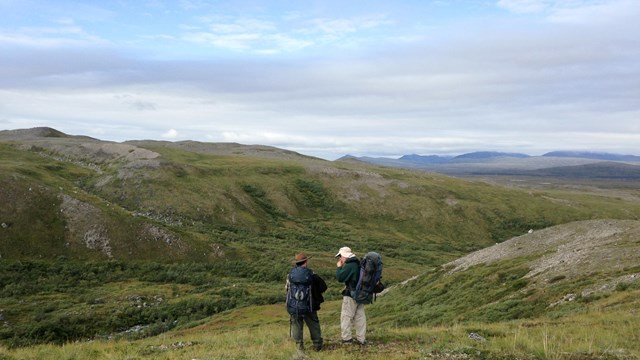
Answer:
xmin=143 ymin=224 xmax=180 ymax=247
xmin=468 ymin=332 xmax=486 ymax=342
xmin=550 ymin=293 xmax=577 ymax=307
xmin=123 ymin=325 xmax=146 ymax=335
xmin=83 ymin=226 xmax=112 ymax=258
xmin=209 ymin=243 xmax=225 ymax=257
xmin=128 ymin=294 xmax=164 ymax=308
xmin=149 ymin=341 xmax=194 ymax=352
xmin=60 ymin=195 xmax=113 ymax=257
xmin=581 ymin=272 xmax=640 ymax=297
xmin=445 ymin=197 xmax=460 ymax=206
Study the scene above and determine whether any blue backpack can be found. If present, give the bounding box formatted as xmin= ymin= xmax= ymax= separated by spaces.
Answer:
xmin=353 ymin=252 xmax=384 ymax=304
xmin=286 ymin=267 xmax=313 ymax=315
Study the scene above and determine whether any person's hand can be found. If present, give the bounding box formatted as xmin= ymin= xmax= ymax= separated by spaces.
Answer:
xmin=336 ymin=257 xmax=345 ymax=267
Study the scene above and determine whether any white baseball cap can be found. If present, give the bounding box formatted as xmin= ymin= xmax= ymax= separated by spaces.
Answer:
xmin=335 ymin=246 xmax=355 ymax=258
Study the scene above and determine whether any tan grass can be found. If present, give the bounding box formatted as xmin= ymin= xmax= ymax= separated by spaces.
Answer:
xmin=3 ymin=293 xmax=639 ymax=360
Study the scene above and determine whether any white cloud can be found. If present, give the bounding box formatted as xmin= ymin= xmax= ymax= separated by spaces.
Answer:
xmin=208 ymin=18 xmax=276 ymax=34
xmin=179 ymin=0 xmax=207 ymax=10
xmin=1 ymin=1 xmax=639 ymax=159
xmin=497 ymin=0 xmax=552 ymax=13
xmin=181 ymin=13 xmax=390 ymax=53
xmin=184 ymin=32 xmax=262 ymax=50
xmin=548 ymin=0 xmax=640 ymax=24
xmin=161 ymin=129 xmax=178 ymax=139
xmin=0 ymin=24 xmax=108 ymax=48
xmin=307 ymin=15 xmax=391 ymax=35
xmin=496 ymin=0 xmax=640 ymax=26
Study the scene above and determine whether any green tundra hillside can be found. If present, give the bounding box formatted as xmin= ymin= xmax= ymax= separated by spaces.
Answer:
xmin=3 ymin=127 xmax=638 ymax=265
xmin=1 ymin=127 xmax=639 ymax=353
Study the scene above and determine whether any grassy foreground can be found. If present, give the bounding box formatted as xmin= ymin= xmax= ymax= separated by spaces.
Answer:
xmin=2 ymin=290 xmax=638 ymax=360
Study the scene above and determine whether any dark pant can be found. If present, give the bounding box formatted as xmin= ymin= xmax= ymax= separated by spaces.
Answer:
xmin=290 ymin=311 xmax=323 ymax=350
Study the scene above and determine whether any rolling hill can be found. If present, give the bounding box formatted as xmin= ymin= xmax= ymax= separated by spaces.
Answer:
xmin=11 ymin=127 xmax=633 ymax=264
xmin=373 ymin=219 xmax=640 ymax=326
xmin=1 ymin=127 xmax=639 ymax=356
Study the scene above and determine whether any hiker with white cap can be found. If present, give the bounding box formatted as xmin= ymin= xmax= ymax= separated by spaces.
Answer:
xmin=335 ymin=246 xmax=367 ymax=345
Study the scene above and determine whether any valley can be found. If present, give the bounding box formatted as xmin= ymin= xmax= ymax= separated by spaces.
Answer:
xmin=0 ymin=128 xmax=639 ymax=359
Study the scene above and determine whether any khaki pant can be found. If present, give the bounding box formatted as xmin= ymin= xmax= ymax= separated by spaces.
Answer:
xmin=340 ymin=296 xmax=366 ymax=342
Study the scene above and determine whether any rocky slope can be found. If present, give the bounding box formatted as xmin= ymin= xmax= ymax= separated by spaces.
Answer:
xmin=372 ymin=219 xmax=640 ymax=326
xmin=446 ymin=219 xmax=640 ymax=296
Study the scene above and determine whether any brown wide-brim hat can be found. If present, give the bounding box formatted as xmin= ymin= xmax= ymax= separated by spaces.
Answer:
xmin=292 ymin=252 xmax=311 ymax=264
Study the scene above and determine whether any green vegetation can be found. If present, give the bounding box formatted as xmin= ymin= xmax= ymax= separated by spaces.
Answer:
xmin=0 ymin=260 xmax=285 ymax=348
xmin=372 ymin=259 xmax=540 ymax=327
xmin=371 ymin=258 xmax=640 ymax=329
xmin=2 ymin=137 xmax=640 ymax=356
xmin=0 ymin=290 xmax=638 ymax=359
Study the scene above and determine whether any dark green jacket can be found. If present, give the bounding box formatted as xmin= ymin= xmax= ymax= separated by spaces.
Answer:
xmin=336 ymin=257 xmax=360 ymax=294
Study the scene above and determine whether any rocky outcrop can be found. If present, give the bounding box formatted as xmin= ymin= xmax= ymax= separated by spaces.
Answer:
xmin=60 ymin=194 xmax=113 ymax=258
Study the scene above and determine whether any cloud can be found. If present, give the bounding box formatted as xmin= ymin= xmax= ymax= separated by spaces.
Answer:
xmin=183 ymin=31 xmax=314 ymax=53
xmin=497 ymin=0 xmax=552 ymax=13
xmin=114 ymin=94 xmax=158 ymax=111
xmin=496 ymin=0 xmax=640 ymax=26
xmin=306 ymin=15 xmax=390 ymax=36
xmin=1 ymin=1 xmax=639 ymax=159
xmin=207 ymin=18 xmax=276 ymax=34
xmin=181 ymin=13 xmax=391 ymax=53
xmin=0 ymin=15 xmax=109 ymax=49
xmin=182 ymin=15 xmax=314 ymax=53
xmin=0 ymin=28 xmax=108 ymax=48
xmin=161 ymin=129 xmax=178 ymax=139
xmin=179 ymin=0 xmax=207 ymax=10
xmin=548 ymin=0 xmax=640 ymax=24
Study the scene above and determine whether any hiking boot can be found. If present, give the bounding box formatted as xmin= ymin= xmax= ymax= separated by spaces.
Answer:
xmin=356 ymin=339 xmax=367 ymax=345
xmin=341 ymin=339 xmax=353 ymax=345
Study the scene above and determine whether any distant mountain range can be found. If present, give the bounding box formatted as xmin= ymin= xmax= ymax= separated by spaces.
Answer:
xmin=542 ymin=151 xmax=640 ymax=162
xmin=395 ymin=151 xmax=530 ymax=164
xmin=339 ymin=151 xmax=640 ymax=179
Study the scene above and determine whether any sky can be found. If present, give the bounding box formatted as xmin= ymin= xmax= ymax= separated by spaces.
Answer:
xmin=1 ymin=0 xmax=639 ymax=160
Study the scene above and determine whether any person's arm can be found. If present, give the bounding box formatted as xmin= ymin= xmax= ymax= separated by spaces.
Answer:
xmin=336 ymin=262 xmax=352 ymax=283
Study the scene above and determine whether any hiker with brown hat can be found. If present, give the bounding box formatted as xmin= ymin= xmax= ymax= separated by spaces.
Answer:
xmin=285 ymin=252 xmax=327 ymax=351
xmin=335 ymin=246 xmax=367 ymax=345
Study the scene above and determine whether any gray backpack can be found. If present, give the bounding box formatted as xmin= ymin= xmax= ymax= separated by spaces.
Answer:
xmin=353 ymin=252 xmax=384 ymax=304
